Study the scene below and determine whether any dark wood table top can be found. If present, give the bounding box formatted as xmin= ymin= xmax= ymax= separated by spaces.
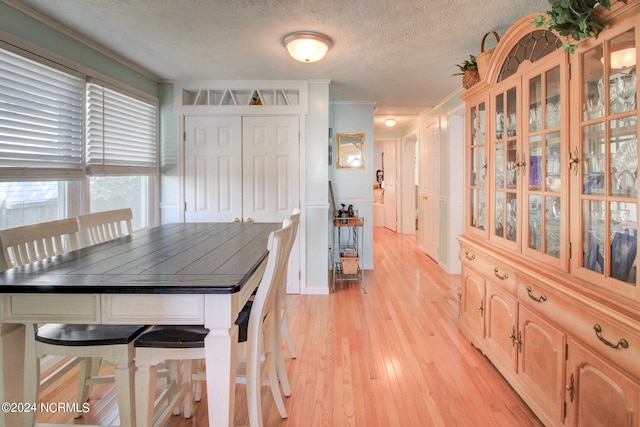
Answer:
xmin=0 ymin=222 xmax=279 ymax=294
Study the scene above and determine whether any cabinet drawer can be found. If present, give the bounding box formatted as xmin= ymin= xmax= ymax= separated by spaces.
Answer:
xmin=460 ymin=246 xmax=517 ymax=291
xmin=518 ymin=278 xmax=640 ymax=379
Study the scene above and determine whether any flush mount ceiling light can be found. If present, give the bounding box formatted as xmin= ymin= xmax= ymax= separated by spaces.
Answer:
xmin=283 ymin=31 xmax=332 ymax=63
xmin=384 ymin=118 xmax=397 ymax=127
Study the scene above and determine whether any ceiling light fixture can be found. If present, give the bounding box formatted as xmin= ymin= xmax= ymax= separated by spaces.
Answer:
xmin=384 ymin=118 xmax=397 ymax=127
xmin=283 ymin=31 xmax=332 ymax=63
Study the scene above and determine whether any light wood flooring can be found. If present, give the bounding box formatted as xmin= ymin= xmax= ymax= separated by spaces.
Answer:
xmin=36 ymin=227 xmax=543 ymax=426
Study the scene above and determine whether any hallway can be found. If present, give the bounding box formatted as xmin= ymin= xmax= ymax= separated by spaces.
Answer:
xmin=36 ymin=227 xmax=543 ymax=426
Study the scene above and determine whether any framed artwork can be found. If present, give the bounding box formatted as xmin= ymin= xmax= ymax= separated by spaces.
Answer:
xmin=336 ymin=133 xmax=365 ymax=169
xmin=328 ymin=128 xmax=333 ymax=165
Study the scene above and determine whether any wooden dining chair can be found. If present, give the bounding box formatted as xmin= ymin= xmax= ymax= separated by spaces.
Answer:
xmin=134 ymin=220 xmax=293 ymax=427
xmin=274 ymin=208 xmax=300 ymax=398
xmin=0 ymin=218 xmax=144 ymax=425
xmin=0 ymin=218 xmax=79 ymax=269
xmin=77 ymin=208 xmax=133 ymax=248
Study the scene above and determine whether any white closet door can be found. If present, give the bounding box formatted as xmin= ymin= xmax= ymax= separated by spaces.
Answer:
xmin=242 ymin=116 xmax=300 ymax=223
xmin=243 ymin=116 xmax=300 ymax=293
xmin=184 ymin=116 xmax=242 ymax=222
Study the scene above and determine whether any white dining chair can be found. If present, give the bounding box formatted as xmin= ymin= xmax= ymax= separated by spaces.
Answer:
xmin=0 ymin=218 xmax=79 ymax=268
xmin=77 ymin=208 xmax=133 ymax=248
xmin=273 ymin=208 xmax=300 ymax=397
xmin=134 ymin=220 xmax=293 ymax=427
xmin=0 ymin=218 xmax=145 ymax=425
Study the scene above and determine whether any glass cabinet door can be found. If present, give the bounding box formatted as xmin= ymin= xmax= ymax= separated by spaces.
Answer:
xmin=523 ymin=63 xmax=567 ymax=269
xmin=577 ymin=28 xmax=638 ymax=293
xmin=492 ymin=87 xmax=519 ymax=247
xmin=468 ymin=101 xmax=487 ymax=236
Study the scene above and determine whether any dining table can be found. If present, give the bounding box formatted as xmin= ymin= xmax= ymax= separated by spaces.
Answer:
xmin=0 ymin=221 xmax=280 ymax=427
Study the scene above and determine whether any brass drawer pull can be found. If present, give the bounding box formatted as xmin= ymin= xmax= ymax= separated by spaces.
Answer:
xmin=494 ymin=267 xmax=509 ymax=280
xmin=526 ymin=286 xmax=547 ymax=303
xmin=464 ymin=250 xmax=476 ymax=261
xmin=593 ymin=324 xmax=629 ymax=349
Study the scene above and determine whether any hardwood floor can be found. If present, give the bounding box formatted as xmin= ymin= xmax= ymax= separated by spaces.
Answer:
xmin=36 ymin=227 xmax=543 ymax=426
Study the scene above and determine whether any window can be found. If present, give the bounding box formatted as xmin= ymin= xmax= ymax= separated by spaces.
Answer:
xmin=89 ymin=176 xmax=148 ymax=230
xmin=0 ymin=47 xmax=84 ymax=179
xmin=86 ymin=81 xmax=158 ymax=175
xmin=0 ymin=44 xmax=158 ymax=230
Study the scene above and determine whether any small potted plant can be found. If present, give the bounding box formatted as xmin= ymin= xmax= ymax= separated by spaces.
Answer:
xmin=452 ymin=55 xmax=480 ymax=89
xmin=531 ymin=0 xmax=611 ymax=53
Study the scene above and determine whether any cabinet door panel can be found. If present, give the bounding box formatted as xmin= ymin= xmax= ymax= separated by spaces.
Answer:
xmin=567 ymin=338 xmax=640 ymax=427
xmin=459 ymin=267 xmax=485 ymax=345
xmin=484 ymin=282 xmax=518 ymax=371
xmin=518 ymin=305 xmax=566 ymax=423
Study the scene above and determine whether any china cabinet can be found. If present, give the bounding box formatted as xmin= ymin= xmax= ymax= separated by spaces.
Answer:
xmin=458 ymin=2 xmax=640 ymax=426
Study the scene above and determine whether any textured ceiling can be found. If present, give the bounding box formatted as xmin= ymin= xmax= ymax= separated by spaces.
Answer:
xmin=7 ymin=0 xmax=550 ymax=129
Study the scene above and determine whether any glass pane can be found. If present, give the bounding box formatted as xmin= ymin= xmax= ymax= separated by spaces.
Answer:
xmin=478 ymin=103 xmax=486 ymax=145
xmin=529 ymin=195 xmax=542 ymax=251
xmin=90 ymin=176 xmax=148 ymax=230
xmin=495 ymin=143 xmax=505 ymax=188
xmin=546 ymin=66 xmax=561 ymax=129
xmin=507 ymin=140 xmax=518 ymax=190
xmin=609 ymin=30 xmax=636 ymax=115
xmin=478 ymin=146 xmax=486 ymax=187
xmin=470 ymin=148 xmax=477 ymax=186
xmin=507 ymin=88 xmax=517 ymax=138
xmin=583 ymin=122 xmax=606 ymax=195
xmin=546 ymin=133 xmax=561 ymax=192
xmin=495 ymin=191 xmax=504 ymax=238
xmin=478 ymin=190 xmax=486 ymax=231
xmin=496 ymin=93 xmax=504 ymax=140
xmin=610 ymin=202 xmax=637 ymax=284
xmin=582 ymin=44 xmax=604 ymax=121
xmin=583 ymin=200 xmax=605 ymax=274
xmin=529 ymin=135 xmax=542 ymax=191
xmin=471 ymin=106 xmax=477 ymax=145
xmin=529 ymin=74 xmax=542 ymax=132
xmin=470 ymin=189 xmax=477 ymax=228
xmin=506 ymin=192 xmax=517 ymax=242
xmin=0 ymin=181 xmax=63 ymax=228
xmin=545 ymin=195 xmax=561 ymax=258
xmin=610 ymin=116 xmax=638 ymax=198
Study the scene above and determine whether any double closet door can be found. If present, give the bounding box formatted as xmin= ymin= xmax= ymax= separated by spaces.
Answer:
xmin=184 ymin=115 xmax=300 ymax=292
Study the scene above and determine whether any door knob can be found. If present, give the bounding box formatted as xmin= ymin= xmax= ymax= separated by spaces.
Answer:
xmin=232 ymin=217 xmax=241 ymax=223
xmin=244 ymin=217 xmax=254 ymax=223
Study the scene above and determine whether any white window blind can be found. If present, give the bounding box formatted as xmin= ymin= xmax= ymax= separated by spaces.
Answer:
xmin=86 ymin=81 xmax=158 ymax=175
xmin=0 ymin=47 xmax=84 ymax=179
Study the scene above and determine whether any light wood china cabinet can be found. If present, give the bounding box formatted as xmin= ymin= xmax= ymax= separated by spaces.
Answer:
xmin=458 ymin=2 xmax=640 ymax=426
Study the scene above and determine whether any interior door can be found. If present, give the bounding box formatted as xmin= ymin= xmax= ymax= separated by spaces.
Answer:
xmin=243 ymin=116 xmax=300 ymax=293
xmin=383 ymin=140 xmax=397 ymax=231
xmin=419 ymin=120 xmax=440 ymax=260
xmin=184 ymin=116 xmax=242 ymax=222
xmin=184 ymin=115 xmax=301 ymax=293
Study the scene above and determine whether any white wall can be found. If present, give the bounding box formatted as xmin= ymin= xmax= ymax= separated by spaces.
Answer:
xmin=304 ymin=81 xmax=331 ymax=294
xmin=329 ymin=103 xmax=375 ymax=270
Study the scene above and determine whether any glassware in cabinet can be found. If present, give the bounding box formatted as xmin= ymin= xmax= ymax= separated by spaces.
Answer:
xmin=522 ymin=61 xmax=567 ymax=267
xmin=468 ymin=100 xmax=488 ymax=236
xmin=574 ymin=25 xmax=639 ymax=294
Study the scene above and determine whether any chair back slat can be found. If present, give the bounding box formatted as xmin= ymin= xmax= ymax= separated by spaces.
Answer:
xmin=78 ymin=208 xmax=133 ymax=248
xmin=248 ymin=219 xmax=293 ymax=365
xmin=0 ymin=218 xmax=79 ymax=270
